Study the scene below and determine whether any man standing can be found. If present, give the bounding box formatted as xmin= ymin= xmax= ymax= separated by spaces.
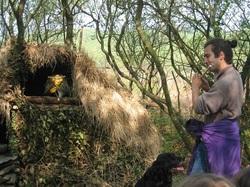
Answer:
xmin=190 ymin=38 xmax=244 ymax=177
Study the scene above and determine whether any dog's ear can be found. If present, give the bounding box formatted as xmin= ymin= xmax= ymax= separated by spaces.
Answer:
xmin=156 ymin=153 xmax=180 ymax=162
xmin=156 ymin=153 xmax=172 ymax=161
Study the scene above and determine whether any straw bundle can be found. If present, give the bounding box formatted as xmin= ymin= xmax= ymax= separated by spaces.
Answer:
xmin=23 ymin=43 xmax=75 ymax=72
xmin=74 ymin=53 xmax=160 ymax=161
xmin=0 ymin=44 xmax=12 ymax=65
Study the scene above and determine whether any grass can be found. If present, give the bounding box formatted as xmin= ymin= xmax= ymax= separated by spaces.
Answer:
xmin=149 ymin=108 xmax=190 ymax=186
xmin=150 ymin=108 xmax=189 ymax=155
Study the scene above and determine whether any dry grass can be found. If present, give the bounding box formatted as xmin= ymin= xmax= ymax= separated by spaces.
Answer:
xmin=23 ymin=43 xmax=75 ymax=72
xmin=74 ymin=53 xmax=160 ymax=162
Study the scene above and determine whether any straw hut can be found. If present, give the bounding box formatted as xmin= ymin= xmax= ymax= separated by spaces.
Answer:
xmin=0 ymin=40 xmax=160 ymax=186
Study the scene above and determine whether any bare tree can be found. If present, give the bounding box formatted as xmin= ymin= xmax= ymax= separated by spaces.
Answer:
xmin=80 ymin=0 xmax=250 ymax=153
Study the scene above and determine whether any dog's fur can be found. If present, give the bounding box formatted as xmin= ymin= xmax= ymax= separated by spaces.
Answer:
xmin=135 ymin=153 xmax=182 ymax=187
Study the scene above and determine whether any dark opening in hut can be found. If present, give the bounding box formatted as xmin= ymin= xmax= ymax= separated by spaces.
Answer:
xmin=24 ymin=62 xmax=73 ymax=96
xmin=22 ymin=44 xmax=75 ymax=98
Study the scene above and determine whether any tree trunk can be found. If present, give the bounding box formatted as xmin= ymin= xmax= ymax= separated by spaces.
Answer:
xmin=78 ymin=28 xmax=83 ymax=51
xmin=61 ymin=0 xmax=75 ymax=49
xmin=9 ymin=0 xmax=26 ymax=50
xmin=135 ymin=0 xmax=192 ymax=152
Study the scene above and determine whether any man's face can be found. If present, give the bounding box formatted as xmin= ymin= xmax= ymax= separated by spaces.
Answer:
xmin=204 ymin=44 xmax=220 ymax=73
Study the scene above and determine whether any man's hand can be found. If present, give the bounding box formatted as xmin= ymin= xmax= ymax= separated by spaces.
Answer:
xmin=192 ymin=74 xmax=210 ymax=91
xmin=192 ymin=74 xmax=202 ymax=89
xmin=192 ymin=74 xmax=201 ymax=110
xmin=200 ymin=77 xmax=210 ymax=92
xmin=191 ymin=73 xmax=210 ymax=110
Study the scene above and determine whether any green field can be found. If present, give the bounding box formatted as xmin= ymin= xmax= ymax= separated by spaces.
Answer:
xmin=75 ymin=28 xmax=107 ymax=67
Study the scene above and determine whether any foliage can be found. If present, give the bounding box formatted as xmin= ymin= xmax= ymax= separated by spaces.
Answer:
xmin=150 ymin=108 xmax=189 ymax=158
xmin=239 ymin=101 xmax=250 ymax=166
xmin=9 ymin=100 xmax=145 ymax=186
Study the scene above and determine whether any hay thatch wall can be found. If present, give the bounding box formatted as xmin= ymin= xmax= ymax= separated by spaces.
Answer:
xmin=74 ymin=53 xmax=160 ymax=162
xmin=0 ymin=42 xmax=161 ymax=185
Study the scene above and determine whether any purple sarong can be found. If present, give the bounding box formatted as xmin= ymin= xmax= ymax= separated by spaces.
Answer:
xmin=202 ymin=119 xmax=241 ymax=178
xmin=186 ymin=119 xmax=241 ymax=178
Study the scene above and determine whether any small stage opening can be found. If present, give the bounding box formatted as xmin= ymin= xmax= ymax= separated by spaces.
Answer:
xmin=24 ymin=61 xmax=73 ymax=97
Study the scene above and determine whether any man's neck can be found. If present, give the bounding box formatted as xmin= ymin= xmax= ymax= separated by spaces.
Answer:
xmin=219 ymin=63 xmax=231 ymax=73
xmin=215 ymin=63 xmax=232 ymax=80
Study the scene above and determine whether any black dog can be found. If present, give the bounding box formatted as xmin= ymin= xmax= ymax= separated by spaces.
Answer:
xmin=135 ymin=153 xmax=182 ymax=187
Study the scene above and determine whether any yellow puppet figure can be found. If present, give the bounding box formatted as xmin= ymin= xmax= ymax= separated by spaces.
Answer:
xmin=44 ymin=74 xmax=70 ymax=99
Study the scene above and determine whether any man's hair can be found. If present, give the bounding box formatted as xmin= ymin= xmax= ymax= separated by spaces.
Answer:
xmin=204 ymin=38 xmax=237 ymax=64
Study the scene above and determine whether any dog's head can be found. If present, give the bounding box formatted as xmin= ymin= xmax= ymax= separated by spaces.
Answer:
xmin=153 ymin=153 xmax=183 ymax=169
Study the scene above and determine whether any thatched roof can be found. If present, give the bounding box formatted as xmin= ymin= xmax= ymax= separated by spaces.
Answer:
xmin=74 ymin=53 xmax=160 ymax=161
xmin=23 ymin=43 xmax=75 ymax=73
xmin=0 ymin=42 xmax=160 ymax=162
